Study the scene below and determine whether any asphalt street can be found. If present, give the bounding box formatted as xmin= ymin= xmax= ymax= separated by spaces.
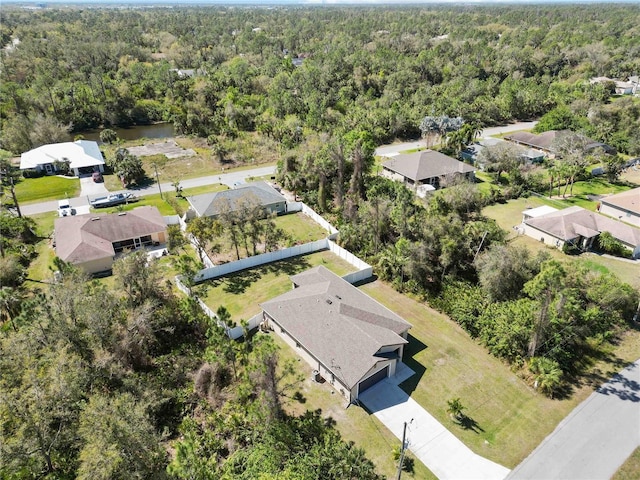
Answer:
xmin=508 ymin=359 xmax=640 ymax=480
xmin=20 ymin=165 xmax=277 ymax=216
xmin=374 ymin=120 xmax=539 ymax=157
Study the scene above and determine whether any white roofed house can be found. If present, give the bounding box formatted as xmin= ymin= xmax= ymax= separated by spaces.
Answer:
xmin=260 ymin=266 xmax=412 ymax=404
xmin=20 ymin=140 xmax=105 ymax=177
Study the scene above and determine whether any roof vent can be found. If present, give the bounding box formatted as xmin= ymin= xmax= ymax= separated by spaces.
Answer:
xmin=118 ymin=212 xmax=127 ymax=216
xmin=91 ymin=217 xmax=100 ymax=221
xmin=326 ymin=299 xmax=332 ymax=305
xmin=335 ymin=295 xmax=342 ymax=300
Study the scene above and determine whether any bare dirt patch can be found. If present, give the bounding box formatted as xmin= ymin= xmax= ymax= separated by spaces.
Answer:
xmin=128 ymin=140 xmax=196 ymax=159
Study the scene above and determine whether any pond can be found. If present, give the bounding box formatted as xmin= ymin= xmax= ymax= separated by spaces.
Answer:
xmin=78 ymin=123 xmax=176 ymax=142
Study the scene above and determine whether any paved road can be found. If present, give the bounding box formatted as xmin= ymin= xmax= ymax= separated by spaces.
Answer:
xmin=508 ymin=359 xmax=640 ymax=480
xmin=374 ymin=121 xmax=538 ymax=158
xmin=360 ymin=368 xmax=510 ymax=480
xmin=20 ymin=165 xmax=277 ymax=216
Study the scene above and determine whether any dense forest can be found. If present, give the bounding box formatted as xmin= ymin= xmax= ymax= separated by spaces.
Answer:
xmin=2 ymin=4 xmax=640 ymax=479
xmin=1 ymin=4 xmax=639 ymax=153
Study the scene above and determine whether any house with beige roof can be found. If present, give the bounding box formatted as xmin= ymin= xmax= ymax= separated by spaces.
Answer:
xmin=260 ymin=266 xmax=412 ymax=403
xmin=381 ymin=150 xmax=475 ymax=195
xmin=20 ymin=140 xmax=105 ymax=177
xmin=599 ymin=187 xmax=640 ymax=227
xmin=522 ymin=206 xmax=640 ymax=258
xmin=54 ymin=206 xmax=167 ymax=275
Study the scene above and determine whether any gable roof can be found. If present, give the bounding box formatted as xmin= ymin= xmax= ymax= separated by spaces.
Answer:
xmin=187 ymin=181 xmax=285 ymax=218
xmin=54 ymin=206 xmax=166 ymax=264
xmin=600 ymin=187 xmax=640 ymax=216
xmin=504 ymin=131 xmax=558 ymax=152
xmin=261 ymin=266 xmax=411 ymax=389
xmin=382 ymin=150 xmax=475 ymax=182
xmin=20 ymin=140 xmax=104 ymax=170
xmin=524 ymin=206 xmax=640 ymax=247
xmin=505 ymin=130 xmax=615 ymax=155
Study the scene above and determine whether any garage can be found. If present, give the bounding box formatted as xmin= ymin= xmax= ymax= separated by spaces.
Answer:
xmin=358 ymin=365 xmax=389 ymax=395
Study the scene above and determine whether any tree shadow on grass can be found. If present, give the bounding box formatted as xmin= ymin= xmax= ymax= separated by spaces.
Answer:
xmin=264 ymin=255 xmax=311 ymax=277
xmin=399 ymin=334 xmax=428 ymax=397
xmin=223 ymin=269 xmax=262 ymax=295
xmin=454 ymin=414 xmax=485 ymax=434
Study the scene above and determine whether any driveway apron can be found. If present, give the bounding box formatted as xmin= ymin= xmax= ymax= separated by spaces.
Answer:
xmin=359 ymin=378 xmax=510 ymax=480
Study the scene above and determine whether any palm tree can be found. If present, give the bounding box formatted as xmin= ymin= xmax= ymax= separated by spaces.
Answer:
xmin=446 ymin=397 xmax=465 ymax=420
xmin=529 ymin=357 xmax=563 ymax=398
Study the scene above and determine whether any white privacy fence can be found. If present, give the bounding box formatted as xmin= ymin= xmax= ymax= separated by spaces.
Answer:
xmin=175 ymin=202 xmax=371 ymax=338
xmin=194 ymin=239 xmax=329 ymax=282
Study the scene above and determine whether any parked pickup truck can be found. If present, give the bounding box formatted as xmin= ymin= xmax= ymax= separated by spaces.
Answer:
xmin=58 ymin=199 xmax=76 ymax=217
xmin=90 ymin=192 xmax=135 ymax=208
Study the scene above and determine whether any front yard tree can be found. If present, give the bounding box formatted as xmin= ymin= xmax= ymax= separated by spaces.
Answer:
xmin=446 ymin=398 xmax=465 ymax=420
xmin=478 ymin=141 xmax=522 ymax=181
xmin=110 ymin=148 xmax=145 ymax=187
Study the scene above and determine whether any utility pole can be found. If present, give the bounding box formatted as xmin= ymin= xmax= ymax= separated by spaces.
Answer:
xmin=396 ymin=419 xmax=413 ymax=480
xmin=153 ymin=163 xmax=163 ymax=199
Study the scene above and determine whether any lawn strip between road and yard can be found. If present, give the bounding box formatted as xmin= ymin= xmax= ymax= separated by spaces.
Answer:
xmin=357 ymin=279 xmax=640 ymax=468
xmin=14 ymin=175 xmax=80 ymax=204
xmin=613 ymin=447 xmax=640 ymax=480
xmin=25 ymin=212 xmax=57 ymax=286
xmin=273 ymin=330 xmax=436 ymax=480
xmin=199 ymin=250 xmax=356 ymax=324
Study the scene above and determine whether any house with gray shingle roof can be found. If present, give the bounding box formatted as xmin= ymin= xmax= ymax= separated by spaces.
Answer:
xmin=260 ymin=266 xmax=412 ymax=403
xmin=599 ymin=187 xmax=640 ymax=228
xmin=54 ymin=206 xmax=167 ymax=275
xmin=522 ymin=205 xmax=640 ymax=258
xmin=185 ymin=181 xmax=286 ymax=219
xmin=381 ymin=150 xmax=475 ymax=194
xmin=505 ymin=130 xmax=616 ymax=157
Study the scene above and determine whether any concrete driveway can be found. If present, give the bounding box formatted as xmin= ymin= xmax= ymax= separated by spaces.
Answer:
xmin=79 ymin=175 xmax=108 ymax=197
xmin=508 ymin=359 xmax=640 ymax=480
xmin=359 ymin=375 xmax=510 ymax=480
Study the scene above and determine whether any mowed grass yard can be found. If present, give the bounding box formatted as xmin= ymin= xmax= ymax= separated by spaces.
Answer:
xmin=15 ymin=175 xmax=80 ymax=204
xmin=199 ymin=250 xmax=356 ymax=323
xmin=358 ymin=280 xmax=640 ymax=469
xmin=483 ymin=197 xmax=640 ymax=289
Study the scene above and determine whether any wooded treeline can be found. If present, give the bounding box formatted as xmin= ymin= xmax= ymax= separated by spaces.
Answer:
xmin=2 ymin=4 xmax=639 ymax=153
xmin=0 ymin=253 xmax=381 ymax=479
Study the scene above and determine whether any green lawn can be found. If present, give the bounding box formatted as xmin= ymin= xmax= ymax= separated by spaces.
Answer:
xmin=613 ymin=447 xmax=640 ymax=480
xmin=273 ymin=212 xmax=331 ymax=243
xmin=358 ymin=280 xmax=640 ymax=468
xmin=96 ymin=193 xmax=179 ymax=216
xmin=483 ymin=197 xmax=640 ymax=288
xmin=199 ymin=250 xmax=356 ymax=324
xmin=25 ymin=212 xmax=57 ymax=286
xmin=15 ymin=175 xmax=80 ymax=204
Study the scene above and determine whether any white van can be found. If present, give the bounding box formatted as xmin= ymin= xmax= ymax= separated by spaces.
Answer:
xmin=58 ymin=199 xmax=76 ymax=217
